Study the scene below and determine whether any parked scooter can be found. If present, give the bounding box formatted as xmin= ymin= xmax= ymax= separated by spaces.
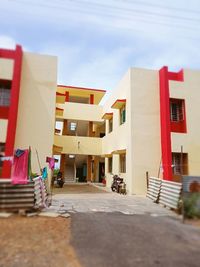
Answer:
xmin=56 ymin=171 xmax=64 ymax=188
xmin=111 ymin=175 xmax=123 ymax=193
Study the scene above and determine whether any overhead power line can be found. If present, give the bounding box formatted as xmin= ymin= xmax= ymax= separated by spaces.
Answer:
xmin=115 ymin=0 xmax=200 ymax=16
xmin=6 ymin=0 xmax=200 ymax=36
xmin=58 ymin=0 xmax=200 ymax=24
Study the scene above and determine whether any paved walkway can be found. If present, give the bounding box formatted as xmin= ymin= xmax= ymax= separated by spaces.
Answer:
xmin=49 ymin=184 xmax=176 ymax=217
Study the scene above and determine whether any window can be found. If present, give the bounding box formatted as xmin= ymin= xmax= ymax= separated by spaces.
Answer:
xmin=170 ymin=100 xmax=184 ymax=122
xmin=170 ymin=98 xmax=186 ymax=133
xmin=120 ymin=105 xmax=126 ymax=125
xmin=108 ymin=118 xmax=113 ymax=133
xmin=172 ymin=152 xmax=188 ymax=175
xmin=70 ymin=122 xmax=77 ymax=131
xmin=0 ymin=88 xmax=10 ymax=106
xmin=120 ymin=153 xmax=126 ymax=173
xmin=108 ymin=157 xmax=112 ymax=173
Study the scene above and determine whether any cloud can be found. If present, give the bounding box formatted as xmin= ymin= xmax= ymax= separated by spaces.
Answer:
xmin=0 ymin=35 xmax=16 ymax=49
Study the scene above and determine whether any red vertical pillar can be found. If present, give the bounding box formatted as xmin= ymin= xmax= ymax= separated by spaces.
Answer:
xmin=159 ymin=67 xmax=172 ymax=180
xmin=1 ymin=45 xmax=23 ymax=178
xmin=159 ymin=66 xmax=184 ymax=181
xmin=90 ymin=94 xmax=94 ymax=104
xmin=65 ymin=91 xmax=69 ymax=102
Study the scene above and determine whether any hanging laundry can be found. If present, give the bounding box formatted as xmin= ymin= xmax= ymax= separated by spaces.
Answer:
xmin=49 ymin=158 xmax=55 ymax=170
xmin=46 ymin=156 xmax=55 ymax=170
xmin=11 ymin=149 xmax=29 ymax=185
xmin=42 ymin=167 xmax=48 ymax=179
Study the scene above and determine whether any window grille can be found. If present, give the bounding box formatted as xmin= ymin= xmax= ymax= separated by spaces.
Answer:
xmin=70 ymin=122 xmax=77 ymax=131
xmin=120 ymin=153 xmax=126 ymax=173
xmin=172 ymin=153 xmax=181 ymax=175
xmin=120 ymin=105 xmax=126 ymax=124
xmin=109 ymin=118 xmax=113 ymax=133
xmin=170 ymin=101 xmax=184 ymax=122
xmin=108 ymin=157 xmax=112 ymax=173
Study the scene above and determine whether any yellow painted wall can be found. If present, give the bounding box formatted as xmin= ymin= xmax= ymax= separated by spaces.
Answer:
xmin=0 ymin=58 xmax=14 ymax=80
xmin=56 ymin=102 xmax=103 ymax=122
xmin=14 ymin=52 xmax=57 ymax=177
xmin=130 ymin=68 xmax=161 ymax=195
xmin=54 ymin=135 xmax=102 ymax=155
xmin=102 ymin=70 xmax=131 ymax=192
xmin=0 ymin=119 xmax=8 ymax=143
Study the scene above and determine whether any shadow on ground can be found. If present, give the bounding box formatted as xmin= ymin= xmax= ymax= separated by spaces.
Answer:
xmin=52 ymin=183 xmax=108 ymax=194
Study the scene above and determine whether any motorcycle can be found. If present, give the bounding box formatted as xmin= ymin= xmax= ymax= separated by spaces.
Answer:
xmin=56 ymin=171 xmax=64 ymax=188
xmin=111 ymin=175 xmax=123 ymax=193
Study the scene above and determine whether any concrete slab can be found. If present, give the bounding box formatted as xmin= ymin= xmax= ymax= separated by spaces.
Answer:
xmin=51 ymin=192 xmax=177 ymax=217
xmin=38 ymin=212 xmax=60 ymax=218
xmin=0 ymin=212 xmax=13 ymax=218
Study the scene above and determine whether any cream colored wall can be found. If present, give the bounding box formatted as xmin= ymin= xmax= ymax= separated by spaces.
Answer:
xmin=15 ymin=52 xmax=57 ymax=178
xmin=170 ymin=69 xmax=200 ymax=176
xmin=54 ymin=135 xmax=102 ymax=155
xmin=0 ymin=119 xmax=8 ymax=143
xmin=0 ymin=58 xmax=14 ymax=80
xmin=56 ymin=102 xmax=103 ymax=122
xmin=130 ymin=68 xmax=161 ymax=195
xmin=103 ymin=68 xmax=161 ymax=195
xmin=102 ymin=70 xmax=131 ymax=192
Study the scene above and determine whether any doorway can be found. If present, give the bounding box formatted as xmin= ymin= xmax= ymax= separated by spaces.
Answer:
xmin=99 ymin=162 xmax=105 ymax=183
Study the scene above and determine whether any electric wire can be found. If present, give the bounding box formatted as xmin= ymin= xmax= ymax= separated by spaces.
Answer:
xmin=6 ymin=0 xmax=200 ymax=33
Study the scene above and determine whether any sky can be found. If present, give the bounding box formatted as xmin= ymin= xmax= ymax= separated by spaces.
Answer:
xmin=1 ymin=0 xmax=200 ymax=95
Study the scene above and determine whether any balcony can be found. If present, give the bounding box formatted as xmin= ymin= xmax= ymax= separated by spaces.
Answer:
xmin=54 ymin=135 xmax=102 ymax=155
xmin=55 ymin=102 xmax=103 ymax=122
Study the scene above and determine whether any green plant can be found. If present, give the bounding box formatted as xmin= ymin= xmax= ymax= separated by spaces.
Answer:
xmin=183 ymin=193 xmax=200 ymax=219
xmin=53 ymin=168 xmax=60 ymax=176
xmin=29 ymin=172 xmax=39 ymax=180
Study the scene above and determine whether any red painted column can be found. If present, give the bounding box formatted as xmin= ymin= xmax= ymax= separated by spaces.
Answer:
xmin=159 ymin=66 xmax=184 ymax=181
xmin=65 ymin=91 xmax=69 ymax=102
xmin=159 ymin=67 xmax=172 ymax=180
xmin=1 ymin=45 xmax=23 ymax=178
xmin=90 ymin=94 xmax=94 ymax=104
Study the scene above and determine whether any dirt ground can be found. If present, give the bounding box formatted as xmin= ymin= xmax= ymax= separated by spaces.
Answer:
xmin=0 ymin=216 xmax=81 ymax=267
xmin=52 ymin=183 xmax=107 ymax=194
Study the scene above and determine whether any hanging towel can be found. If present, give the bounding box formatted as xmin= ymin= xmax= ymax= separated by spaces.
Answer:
xmin=42 ymin=167 xmax=48 ymax=179
xmin=11 ymin=149 xmax=29 ymax=185
xmin=46 ymin=156 xmax=55 ymax=170
xmin=49 ymin=158 xmax=55 ymax=170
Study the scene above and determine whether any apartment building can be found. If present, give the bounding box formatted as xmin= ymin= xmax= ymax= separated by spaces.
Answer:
xmin=1 ymin=45 xmax=200 ymax=195
xmin=0 ymin=45 xmax=57 ymax=179
xmin=54 ymin=67 xmax=200 ymax=195
xmin=102 ymin=67 xmax=200 ymax=194
xmin=54 ymin=85 xmax=106 ymax=183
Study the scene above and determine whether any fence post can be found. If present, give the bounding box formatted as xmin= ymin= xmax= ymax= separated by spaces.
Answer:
xmin=146 ymin=171 xmax=149 ymax=189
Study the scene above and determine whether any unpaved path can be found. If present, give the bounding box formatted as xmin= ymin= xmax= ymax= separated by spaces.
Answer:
xmin=0 ymin=216 xmax=81 ymax=267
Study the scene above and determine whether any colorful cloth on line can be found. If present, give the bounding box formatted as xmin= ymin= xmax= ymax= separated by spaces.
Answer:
xmin=42 ymin=167 xmax=48 ymax=179
xmin=46 ymin=157 xmax=55 ymax=170
xmin=11 ymin=149 xmax=29 ymax=185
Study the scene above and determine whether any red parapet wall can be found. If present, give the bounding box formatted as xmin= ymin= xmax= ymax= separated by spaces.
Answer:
xmin=159 ymin=66 xmax=184 ymax=181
